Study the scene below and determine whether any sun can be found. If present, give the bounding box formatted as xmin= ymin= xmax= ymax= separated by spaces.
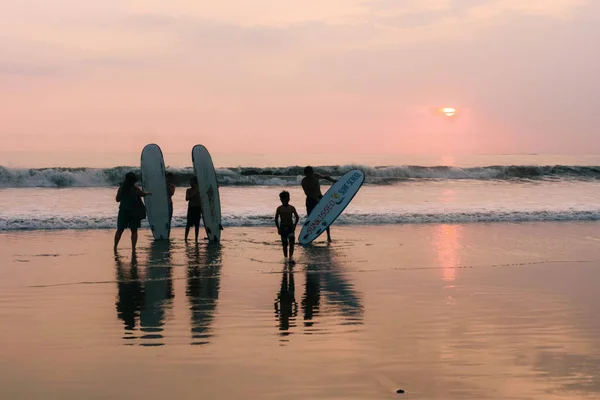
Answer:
xmin=442 ymin=107 xmax=456 ymax=117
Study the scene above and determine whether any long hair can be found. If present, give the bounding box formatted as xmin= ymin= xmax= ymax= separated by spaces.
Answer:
xmin=123 ymin=172 xmax=137 ymax=189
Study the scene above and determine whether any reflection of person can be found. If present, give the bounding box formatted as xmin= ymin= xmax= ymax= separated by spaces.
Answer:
xmin=275 ymin=191 xmax=299 ymax=262
xmin=114 ymin=172 xmax=151 ymax=252
xmin=302 ymin=268 xmax=321 ymax=327
xmin=301 ymin=166 xmax=336 ymax=242
xmin=186 ymin=243 xmax=222 ymax=345
xmin=303 ymin=246 xmax=364 ymax=327
xmin=115 ymin=253 xmax=144 ymax=336
xmin=166 ymin=172 xmax=176 ymax=223
xmin=185 ymin=177 xmax=203 ymax=242
xmin=274 ymin=267 xmax=298 ymax=335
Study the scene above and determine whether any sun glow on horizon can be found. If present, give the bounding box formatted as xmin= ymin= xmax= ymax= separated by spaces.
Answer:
xmin=442 ymin=107 xmax=457 ymax=117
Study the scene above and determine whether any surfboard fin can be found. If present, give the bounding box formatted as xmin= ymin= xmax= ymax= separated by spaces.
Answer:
xmin=219 ymin=224 xmax=223 ymax=230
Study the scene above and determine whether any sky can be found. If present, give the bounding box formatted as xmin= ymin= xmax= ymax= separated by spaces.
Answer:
xmin=1 ymin=0 xmax=599 ymax=155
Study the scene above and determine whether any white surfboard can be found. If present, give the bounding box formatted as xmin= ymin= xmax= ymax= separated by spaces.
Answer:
xmin=192 ymin=145 xmax=222 ymax=242
xmin=299 ymin=169 xmax=365 ymax=245
xmin=141 ymin=144 xmax=170 ymax=240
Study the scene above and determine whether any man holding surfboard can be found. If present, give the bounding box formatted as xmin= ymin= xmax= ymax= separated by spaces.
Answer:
xmin=301 ymin=166 xmax=336 ymax=242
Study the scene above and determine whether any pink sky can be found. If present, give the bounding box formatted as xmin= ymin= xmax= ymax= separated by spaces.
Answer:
xmin=1 ymin=0 xmax=598 ymax=155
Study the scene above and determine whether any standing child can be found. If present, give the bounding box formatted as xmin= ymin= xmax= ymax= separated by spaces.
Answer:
xmin=185 ymin=177 xmax=203 ymax=242
xmin=166 ymin=172 xmax=176 ymax=224
xmin=275 ymin=191 xmax=299 ymax=262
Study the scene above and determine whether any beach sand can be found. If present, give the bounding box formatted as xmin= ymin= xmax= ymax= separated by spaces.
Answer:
xmin=1 ymin=222 xmax=600 ymax=399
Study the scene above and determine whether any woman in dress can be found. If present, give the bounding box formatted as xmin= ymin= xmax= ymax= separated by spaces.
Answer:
xmin=114 ymin=172 xmax=152 ymax=251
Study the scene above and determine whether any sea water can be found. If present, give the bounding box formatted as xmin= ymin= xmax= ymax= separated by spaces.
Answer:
xmin=1 ymin=153 xmax=600 ymax=231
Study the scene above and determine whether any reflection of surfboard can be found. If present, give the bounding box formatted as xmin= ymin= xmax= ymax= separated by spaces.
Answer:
xmin=141 ymin=144 xmax=170 ymax=240
xmin=192 ymin=145 xmax=222 ymax=242
xmin=141 ymin=240 xmax=173 ymax=345
xmin=299 ymin=169 xmax=365 ymax=245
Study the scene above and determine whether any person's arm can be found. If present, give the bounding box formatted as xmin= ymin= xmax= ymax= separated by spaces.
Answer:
xmin=292 ymin=207 xmax=299 ymax=229
xmin=275 ymin=208 xmax=281 ymax=233
xmin=315 ymin=173 xmax=336 ymax=183
xmin=185 ymin=188 xmax=192 ymax=201
xmin=135 ymin=186 xmax=152 ymax=197
xmin=321 ymin=175 xmax=337 ymax=183
xmin=116 ymin=186 xmax=122 ymax=202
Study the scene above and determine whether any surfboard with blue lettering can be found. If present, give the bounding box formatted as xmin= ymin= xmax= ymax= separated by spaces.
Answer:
xmin=299 ymin=169 xmax=365 ymax=245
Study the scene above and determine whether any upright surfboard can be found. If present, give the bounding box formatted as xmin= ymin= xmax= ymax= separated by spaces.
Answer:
xmin=141 ymin=144 xmax=170 ymax=240
xmin=299 ymin=169 xmax=365 ymax=245
xmin=192 ymin=145 xmax=222 ymax=242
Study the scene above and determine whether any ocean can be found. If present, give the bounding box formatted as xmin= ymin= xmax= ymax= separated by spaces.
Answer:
xmin=1 ymin=153 xmax=600 ymax=231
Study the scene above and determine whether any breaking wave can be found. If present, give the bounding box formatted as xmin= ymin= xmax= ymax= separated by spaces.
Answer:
xmin=2 ymin=164 xmax=600 ymax=188
xmin=2 ymin=209 xmax=600 ymax=231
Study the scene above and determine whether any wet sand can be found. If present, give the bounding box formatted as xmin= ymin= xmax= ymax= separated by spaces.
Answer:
xmin=1 ymin=223 xmax=600 ymax=399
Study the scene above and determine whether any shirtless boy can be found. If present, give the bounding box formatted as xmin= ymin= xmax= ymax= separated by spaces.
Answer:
xmin=275 ymin=191 xmax=299 ymax=262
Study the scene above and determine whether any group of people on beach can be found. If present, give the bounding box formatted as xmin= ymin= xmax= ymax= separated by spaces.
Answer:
xmin=113 ymin=166 xmax=337 ymax=260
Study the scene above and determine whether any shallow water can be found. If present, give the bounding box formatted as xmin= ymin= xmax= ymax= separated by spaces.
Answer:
xmin=2 ymin=178 xmax=600 ymax=230
xmin=1 ymin=224 xmax=600 ymax=399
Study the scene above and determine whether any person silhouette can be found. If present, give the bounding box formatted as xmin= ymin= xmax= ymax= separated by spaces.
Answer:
xmin=114 ymin=252 xmax=144 ymax=342
xmin=274 ymin=266 xmax=298 ymax=337
xmin=114 ymin=172 xmax=151 ymax=252
xmin=301 ymin=166 xmax=336 ymax=242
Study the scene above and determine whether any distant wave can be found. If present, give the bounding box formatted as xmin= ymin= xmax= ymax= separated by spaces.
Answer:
xmin=2 ymin=209 xmax=600 ymax=231
xmin=2 ymin=164 xmax=600 ymax=188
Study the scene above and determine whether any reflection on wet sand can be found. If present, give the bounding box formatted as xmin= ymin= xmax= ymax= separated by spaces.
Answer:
xmin=433 ymin=224 xmax=462 ymax=283
xmin=302 ymin=245 xmax=364 ymax=332
xmin=114 ymin=253 xmax=143 ymax=343
xmin=140 ymin=241 xmax=174 ymax=346
xmin=274 ymin=266 xmax=298 ymax=338
xmin=186 ymin=242 xmax=222 ymax=345
xmin=302 ymin=261 xmax=321 ymax=328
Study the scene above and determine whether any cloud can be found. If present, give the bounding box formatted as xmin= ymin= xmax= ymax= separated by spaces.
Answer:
xmin=0 ymin=0 xmax=591 ymax=77
xmin=0 ymin=62 xmax=64 ymax=77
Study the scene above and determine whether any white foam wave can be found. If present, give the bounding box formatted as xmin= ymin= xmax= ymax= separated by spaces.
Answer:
xmin=2 ymin=210 xmax=599 ymax=231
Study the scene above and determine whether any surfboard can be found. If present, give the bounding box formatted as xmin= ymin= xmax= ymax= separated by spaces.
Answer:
xmin=299 ymin=169 xmax=365 ymax=245
xmin=192 ymin=145 xmax=222 ymax=242
xmin=141 ymin=144 xmax=171 ymax=240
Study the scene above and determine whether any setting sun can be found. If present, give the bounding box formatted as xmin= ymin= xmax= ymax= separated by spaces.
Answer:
xmin=443 ymin=107 xmax=457 ymax=117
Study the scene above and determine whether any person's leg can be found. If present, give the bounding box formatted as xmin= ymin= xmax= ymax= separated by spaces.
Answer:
xmin=185 ymin=223 xmax=191 ymax=241
xmin=194 ymin=223 xmax=200 ymax=242
xmin=281 ymin=237 xmax=289 ymax=258
xmin=185 ymin=207 xmax=194 ymax=240
xmin=114 ymin=228 xmax=125 ymax=250
xmin=313 ymin=196 xmax=330 ymax=242
xmin=131 ymin=227 xmax=138 ymax=251
xmin=305 ymin=198 xmax=313 ymax=217
xmin=289 ymin=236 xmax=295 ymax=259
